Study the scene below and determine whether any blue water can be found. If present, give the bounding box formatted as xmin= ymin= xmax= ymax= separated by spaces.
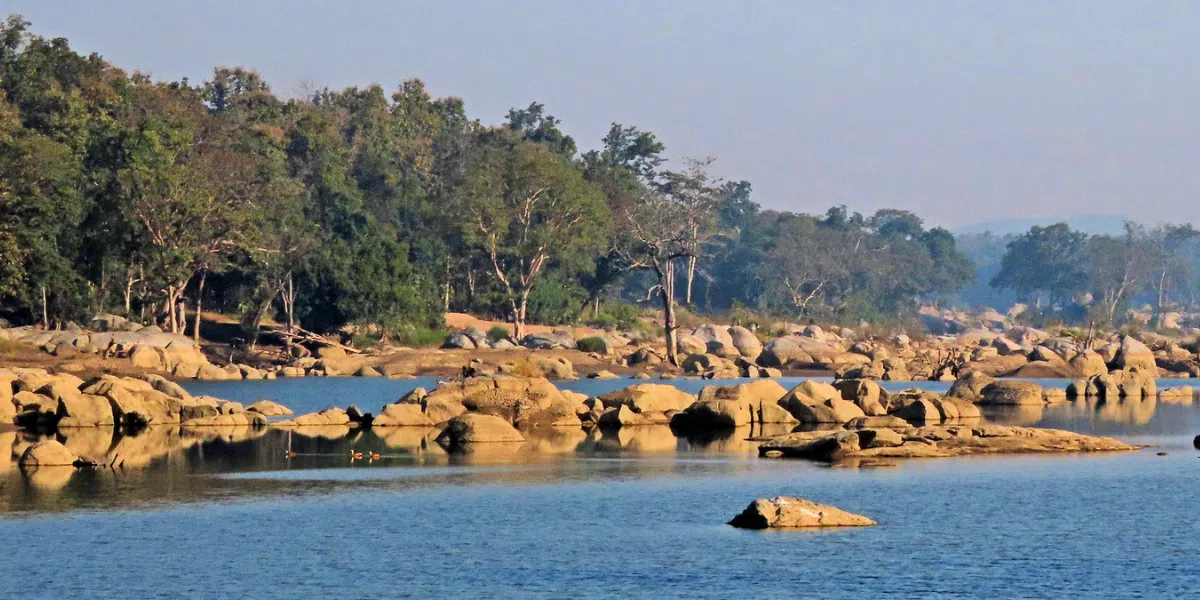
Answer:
xmin=2 ymin=377 xmax=1199 ymax=598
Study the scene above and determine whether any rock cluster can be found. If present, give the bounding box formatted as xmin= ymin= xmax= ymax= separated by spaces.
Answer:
xmin=1 ymin=368 xmax=274 ymax=431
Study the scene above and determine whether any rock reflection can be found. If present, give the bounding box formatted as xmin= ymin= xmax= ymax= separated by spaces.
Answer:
xmin=982 ymin=404 xmax=1045 ymax=426
xmin=21 ymin=465 xmax=76 ymax=490
xmin=1089 ymin=396 xmax=1158 ymax=426
xmin=591 ymin=425 xmax=680 ymax=453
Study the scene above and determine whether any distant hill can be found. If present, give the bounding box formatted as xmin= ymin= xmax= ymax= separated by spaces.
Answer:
xmin=953 ymin=214 xmax=1135 ymax=236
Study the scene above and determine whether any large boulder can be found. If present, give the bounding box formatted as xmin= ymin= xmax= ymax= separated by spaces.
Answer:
xmin=946 ymin=372 xmax=996 ymax=402
xmin=372 ymin=402 xmax=434 ymax=427
xmin=1069 ymin=350 xmax=1108 ymax=378
xmin=1113 ymin=336 xmax=1156 ymax=371
xmin=894 ymin=397 xmax=942 ymax=423
xmin=128 ymin=345 xmax=167 ymax=370
xmin=979 ymin=381 xmax=1044 ymax=406
xmin=598 ymin=384 xmax=696 ymax=415
xmin=275 ymin=407 xmax=352 ymax=427
xmin=680 ymin=354 xmax=739 ymax=378
xmin=443 ymin=329 xmax=478 ymax=349
xmin=245 ymin=400 xmax=293 ymax=417
xmin=728 ymin=496 xmax=876 ymax=529
xmin=672 ymin=399 xmax=753 ymax=428
xmin=19 ymin=441 xmax=79 ymax=468
xmin=520 ymin=331 xmax=577 ymax=350
xmin=758 ymin=336 xmax=842 ymax=368
xmin=759 ymin=430 xmax=862 ymax=461
xmin=676 ymin=335 xmax=709 ymax=356
xmin=436 ymin=413 xmax=525 ymax=445
xmin=728 ymin=326 xmax=763 ymax=359
xmin=140 ymin=374 xmax=191 ymax=400
xmin=56 ymin=393 xmax=116 ymax=427
xmin=697 ymin=380 xmax=788 ymax=413
xmin=691 ymin=324 xmax=737 ymax=357
xmin=832 ymin=379 xmax=886 ymax=416
xmin=778 ymin=389 xmax=865 ymax=424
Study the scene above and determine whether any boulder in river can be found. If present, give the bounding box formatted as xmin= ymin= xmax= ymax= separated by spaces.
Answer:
xmin=19 ymin=441 xmax=80 ymax=468
xmin=728 ymin=496 xmax=877 ymax=529
xmin=979 ymin=381 xmax=1043 ymax=406
xmin=436 ymin=413 xmax=525 ymax=445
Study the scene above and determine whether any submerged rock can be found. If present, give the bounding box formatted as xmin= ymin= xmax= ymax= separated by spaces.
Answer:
xmin=728 ymin=496 xmax=876 ymax=529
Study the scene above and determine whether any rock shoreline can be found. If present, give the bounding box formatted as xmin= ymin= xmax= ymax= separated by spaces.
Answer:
xmin=2 ymin=361 xmax=1157 ymax=478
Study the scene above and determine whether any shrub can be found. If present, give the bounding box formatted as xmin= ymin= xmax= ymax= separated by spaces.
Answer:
xmin=585 ymin=302 xmax=643 ymax=331
xmin=576 ymin=336 xmax=609 ymax=353
xmin=487 ymin=325 xmax=511 ymax=343
xmin=510 ymin=358 xmax=545 ymax=378
xmin=350 ymin=332 xmax=381 ymax=349
xmin=392 ymin=326 xmax=448 ymax=348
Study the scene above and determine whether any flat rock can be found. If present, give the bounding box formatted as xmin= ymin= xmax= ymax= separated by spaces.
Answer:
xmin=245 ymin=400 xmax=293 ymax=417
xmin=728 ymin=496 xmax=876 ymax=529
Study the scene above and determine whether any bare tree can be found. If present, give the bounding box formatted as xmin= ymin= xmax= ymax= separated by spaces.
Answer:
xmin=616 ymin=186 xmax=704 ymax=366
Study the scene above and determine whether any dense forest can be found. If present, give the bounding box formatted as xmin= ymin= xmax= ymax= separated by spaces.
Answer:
xmin=3 ymin=16 xmax=1197 ymax=349
xmin=0 ymin=16 xmax=977 ymax=344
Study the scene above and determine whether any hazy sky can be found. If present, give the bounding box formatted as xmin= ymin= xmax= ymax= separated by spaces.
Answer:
xmin=9 ymin=1 xmax=1200 ymax=229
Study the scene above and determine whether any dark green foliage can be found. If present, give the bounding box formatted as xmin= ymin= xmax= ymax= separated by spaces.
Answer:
xmin=576 ymin=336 xmax=609 ymax=354
xmin=486 ymin=325 xmax=510 ymax=343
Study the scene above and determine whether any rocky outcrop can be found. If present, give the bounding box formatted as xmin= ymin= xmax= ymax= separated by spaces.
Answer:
xmin=728 ymin=496 xmax=876 ymax=529
xmin=1113 ymin=336 xmax=1156 ymax=371
xmin=759 ymin=425 xmax=1137 ymax=462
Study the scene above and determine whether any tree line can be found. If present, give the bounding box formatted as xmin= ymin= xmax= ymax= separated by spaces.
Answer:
xmin=989 ymin=222 xmax=1200 ymax=329
xmin=0 ymin=16 xmax=979 ymax=358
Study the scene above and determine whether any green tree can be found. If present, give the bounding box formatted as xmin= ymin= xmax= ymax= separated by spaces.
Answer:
xmin=991 ymin=223 xmax=1087 ymax=307
xmin=459 ymin=131 xmax=607 ymax=339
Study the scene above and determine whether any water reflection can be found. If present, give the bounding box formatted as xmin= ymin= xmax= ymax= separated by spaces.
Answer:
xmin=3 ymin=382 xmax=1200 ymax=516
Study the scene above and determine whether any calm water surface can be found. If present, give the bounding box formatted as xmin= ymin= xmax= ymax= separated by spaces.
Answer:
xmin=1 ymin=377 xmax=1198 ymax=599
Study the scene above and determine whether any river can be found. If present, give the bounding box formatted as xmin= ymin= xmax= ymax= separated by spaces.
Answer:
xmin=0 ymin=377 xmax=1196 ymax=598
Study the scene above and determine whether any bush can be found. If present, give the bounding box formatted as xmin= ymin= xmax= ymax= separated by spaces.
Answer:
xmin=585 ymin=302 xmax=643 ymax=331
xmin=576 ymin=336 xmax=609 ymax=353
xmin=392 ymin=326 xmax=448 ymax=348
xmin=350 ymin=332 xmax=381 ymax=349
xmin=510 ymin=358 xmax=545 ymax=378
xmin=487 ymin=325 xmax=511 ymax=343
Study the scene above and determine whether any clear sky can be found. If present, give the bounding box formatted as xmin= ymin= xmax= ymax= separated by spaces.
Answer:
xmin=8 ymin=0 xmax=1199 ymax=229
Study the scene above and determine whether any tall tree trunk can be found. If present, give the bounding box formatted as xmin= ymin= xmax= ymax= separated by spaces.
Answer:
xmin=1155 ymin=269 xmax=1168 ymax=329
xmin=283 ymin=272 xmax=296 ymax=334
xmin=661 ymin=260 xmax=679 ymax=366
xmin=513 ymin=292 xmax=528 ymax=341
xmin=41 ymin=286 xmax=48 ymax=329
xmin=685 ymin=254 xmax=697 ymax=306
xmin=192 ymin=270 xmax=207 ymax=343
